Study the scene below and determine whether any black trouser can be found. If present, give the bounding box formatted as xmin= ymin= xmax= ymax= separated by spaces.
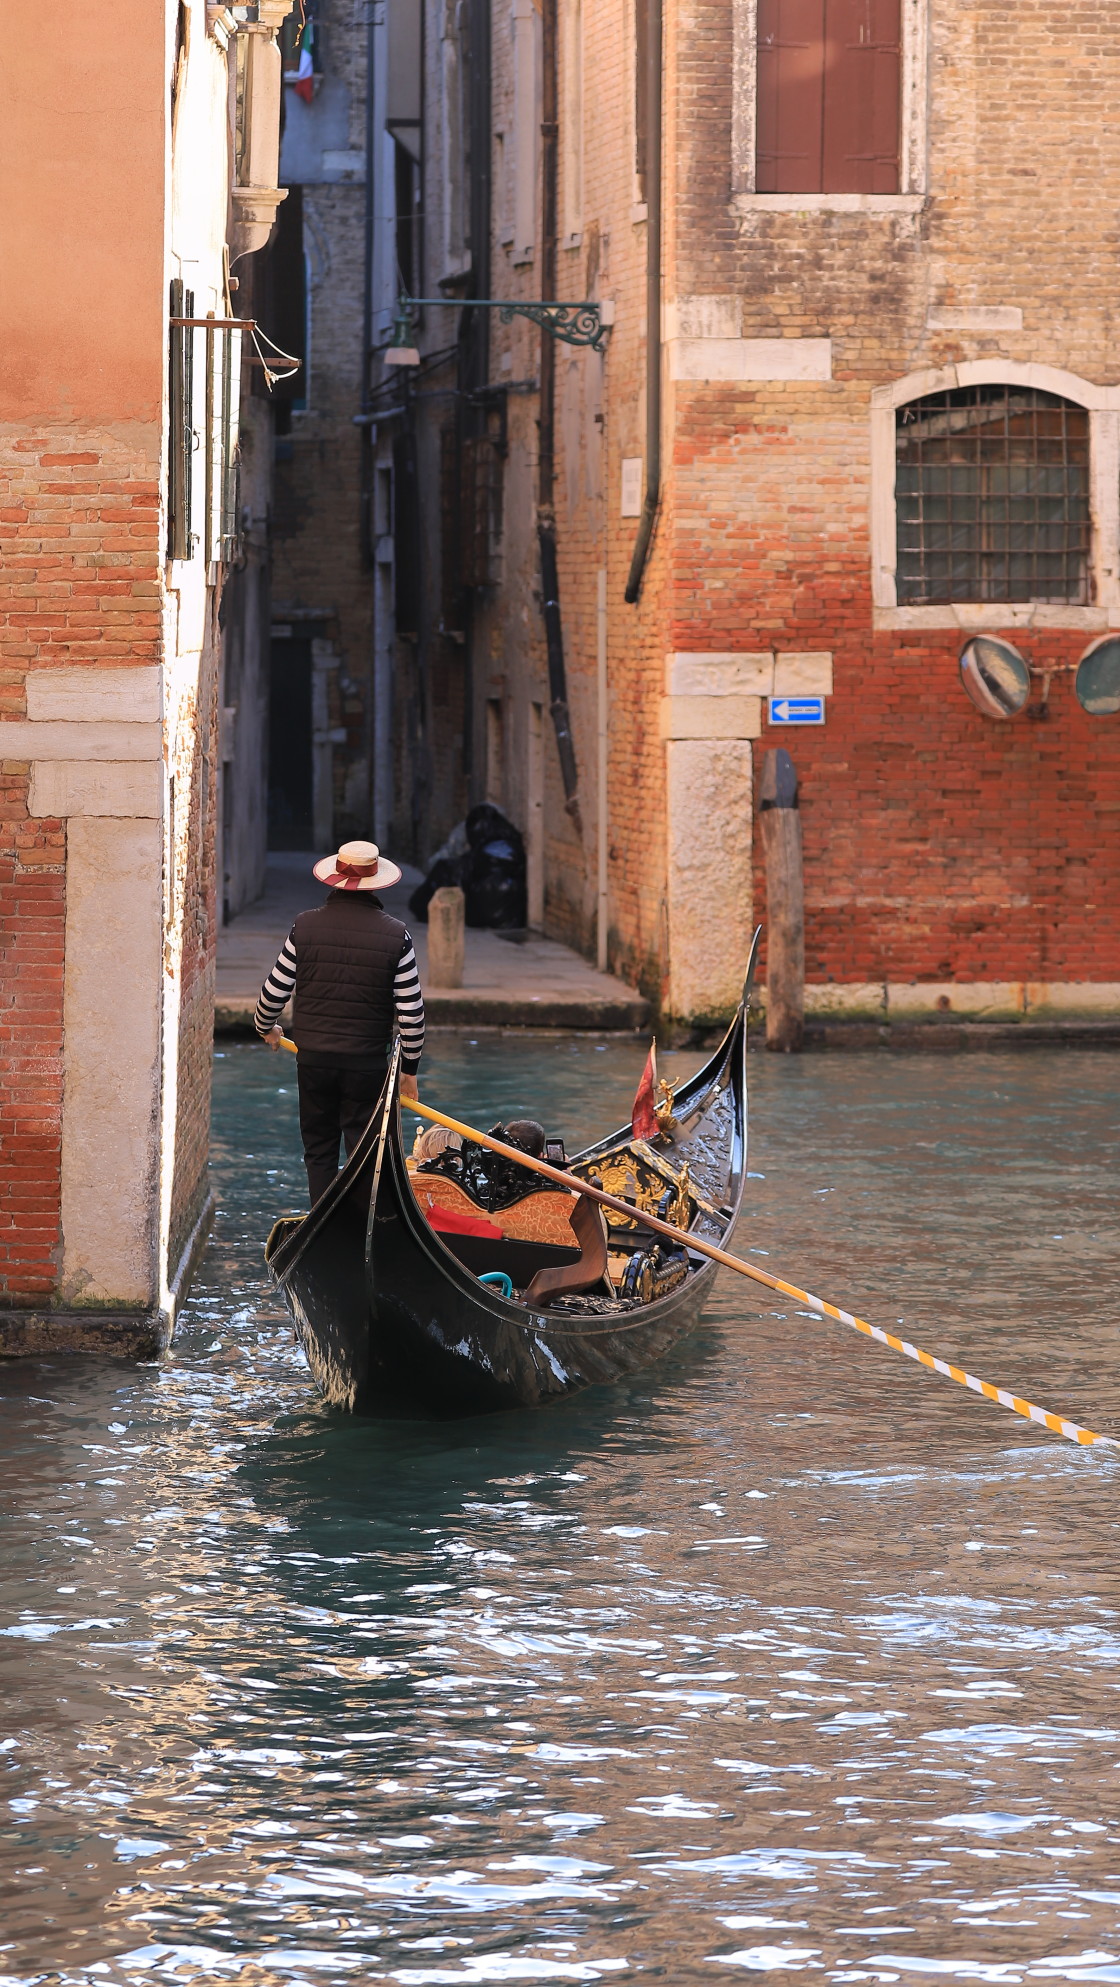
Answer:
xmin=296 ymin=1059 xmax=388 ymax=1207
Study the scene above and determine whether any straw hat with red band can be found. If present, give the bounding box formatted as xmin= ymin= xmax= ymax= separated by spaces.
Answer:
xmin=312 ymin=839 xmax=403 ymax=892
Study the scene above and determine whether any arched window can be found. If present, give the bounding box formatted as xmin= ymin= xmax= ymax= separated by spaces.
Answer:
xmin=895 ymin=384 xmax=1091 ymax=606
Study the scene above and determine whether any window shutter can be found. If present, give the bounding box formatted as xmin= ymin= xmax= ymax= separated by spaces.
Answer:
xmin=757 ymin=0 xmax=826 ymax=195
xmin=756 ymin=0 xmax=900 ymax=195
xmin=821 ymin=0 xmax=900 ymax=195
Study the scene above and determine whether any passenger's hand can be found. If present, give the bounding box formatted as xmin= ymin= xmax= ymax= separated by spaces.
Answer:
xmin=400 ymin=1073 xmax=419 ymax=1103
xmin=263 ymin=1025 xmax=284 ymax=1053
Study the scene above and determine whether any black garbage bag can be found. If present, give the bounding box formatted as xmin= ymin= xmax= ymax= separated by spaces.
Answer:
xmin=462 ymin=805 xmax=526 ymax=930
xmin=408 ymin=807 xmax=527 ymax=929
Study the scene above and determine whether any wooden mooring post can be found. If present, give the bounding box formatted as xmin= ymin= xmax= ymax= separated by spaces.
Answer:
xmin=759 ymin=747 xmax=804 ymax=1053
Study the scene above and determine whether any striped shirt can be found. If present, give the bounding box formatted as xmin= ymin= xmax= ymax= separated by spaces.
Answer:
xmin=254 ymin=928 xmax=426 ymax=1073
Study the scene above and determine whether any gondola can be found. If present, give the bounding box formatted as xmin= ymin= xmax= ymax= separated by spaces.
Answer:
xmin=264 ymin=933 xmax=758 ymax=1415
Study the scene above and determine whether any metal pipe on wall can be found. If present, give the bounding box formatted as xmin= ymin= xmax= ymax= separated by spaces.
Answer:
xmin=363 ymin=6 xmax=393 ymax=845
xmin=624 ymin=0 xmax=663 ymax=605
xmin=596 ymin=566 xmax=609 ymax=969
xmin=538 ymin=0 xmax=581 ymax=830
xmin=463 ymin=0 xmax=492 ymax=795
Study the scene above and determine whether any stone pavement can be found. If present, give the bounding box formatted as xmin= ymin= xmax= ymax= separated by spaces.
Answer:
xmin=214 ymin=852 xmax=650 ymax=1034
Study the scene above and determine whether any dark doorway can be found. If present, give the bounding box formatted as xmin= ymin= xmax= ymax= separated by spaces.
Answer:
xmin=269 ymin=636 xmax=313 ymax=847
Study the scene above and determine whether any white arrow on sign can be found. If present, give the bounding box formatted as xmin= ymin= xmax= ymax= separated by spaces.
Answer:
xmin=769 ymin=696 xmax=825 ymax=723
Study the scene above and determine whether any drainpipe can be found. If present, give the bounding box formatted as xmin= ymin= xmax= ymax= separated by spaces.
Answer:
xmin=463 ymin=0 xmax=492 ymax=792
xmin=361 ymin=6 xmax=383 ymax=838
xmin=538 ymin=0 xmax=581 ymax=830
xmin=624 ymin=0 xmax=662 ymax=605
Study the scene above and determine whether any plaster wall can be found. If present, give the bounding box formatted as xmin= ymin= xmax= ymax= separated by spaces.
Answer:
xmin=0 ymin=0 xmax=286 ymax=1325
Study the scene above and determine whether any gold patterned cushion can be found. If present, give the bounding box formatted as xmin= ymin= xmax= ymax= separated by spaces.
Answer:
xmin=410 ymin=1172 xmax=578 ymax=1246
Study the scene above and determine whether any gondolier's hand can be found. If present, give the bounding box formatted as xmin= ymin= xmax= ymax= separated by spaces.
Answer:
xmin=263 ymin=1025 xmax=284 ymax=1053
xmin=400 ymin=1074 xmax=419 ymax=1103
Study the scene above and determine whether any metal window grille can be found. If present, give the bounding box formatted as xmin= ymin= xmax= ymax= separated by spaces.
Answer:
xmin=205 ymin=323 xmax=243 ymax=565
xmin=220 ymin=328 xmax=243 ymax=565
xmin=896 ymin=384 xmax=1091 ymax=606
xmin=168 ymin=278 xmax=195 ymax=561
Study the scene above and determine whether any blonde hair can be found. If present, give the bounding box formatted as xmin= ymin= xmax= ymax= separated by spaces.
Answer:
xmin=413 ymin=1123 xmax=462 ymax=1163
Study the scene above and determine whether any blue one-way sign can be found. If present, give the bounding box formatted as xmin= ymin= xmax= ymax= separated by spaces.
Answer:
xmin=769 ymin=696 xmax=825 ymax=726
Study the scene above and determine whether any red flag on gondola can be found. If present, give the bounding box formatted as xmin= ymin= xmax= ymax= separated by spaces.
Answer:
xmin=631 ymin=1039 xmax=659 ymax=1141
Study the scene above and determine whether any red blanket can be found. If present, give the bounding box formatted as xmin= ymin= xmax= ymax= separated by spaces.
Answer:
xmin=426 ymin=1204 xmax=505 ymax=1241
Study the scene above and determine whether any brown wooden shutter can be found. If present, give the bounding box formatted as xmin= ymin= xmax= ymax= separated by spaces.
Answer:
xmin=757 ymin=0 xmax=826 ymax=195
xmin=756 ymin=0 xmax=900 ymax=195
xmin=821 ymin=0 xmax=900 ymax=194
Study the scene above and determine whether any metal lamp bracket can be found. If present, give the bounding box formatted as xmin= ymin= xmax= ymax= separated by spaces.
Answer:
xmin=398 ymin=297 xmax=614 ymax=352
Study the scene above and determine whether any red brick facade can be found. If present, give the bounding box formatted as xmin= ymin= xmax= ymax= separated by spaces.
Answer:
xmin=494 ymin=0 xmax=1120 ymax=1019
xmin=0 ymin=798 xmax=64 ymax=1298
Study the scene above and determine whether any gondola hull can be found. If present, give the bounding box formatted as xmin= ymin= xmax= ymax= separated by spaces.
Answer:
xmin=266 ymin=939 xmax=756 ymax=1415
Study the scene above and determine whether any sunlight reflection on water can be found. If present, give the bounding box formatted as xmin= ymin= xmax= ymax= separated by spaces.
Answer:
xmin=2 ymin=1039 xmax=1120 ymax=1986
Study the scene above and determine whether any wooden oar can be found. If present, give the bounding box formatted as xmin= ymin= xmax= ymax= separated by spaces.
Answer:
xmin=274 ymin=1036 xmax=1115 ymax=1449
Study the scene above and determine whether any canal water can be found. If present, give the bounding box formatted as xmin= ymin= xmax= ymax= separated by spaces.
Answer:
xmin=3 ymin=1038 xmax=1120 ymax=1987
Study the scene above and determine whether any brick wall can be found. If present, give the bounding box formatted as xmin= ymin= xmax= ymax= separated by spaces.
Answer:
xmin=0 ymin=794 xmax=64 ymax=1299
xmin=528 ymin=0 xmax=1120 ymax=1016
xmin=0 ymin=428 xmax=163 ymax=1302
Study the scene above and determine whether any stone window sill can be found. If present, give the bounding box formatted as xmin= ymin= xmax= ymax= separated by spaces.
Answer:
xmin=733 ymin=192 xmax=925 ymax=215
xmin=874 ymin=603 xmax=1112 ymax=633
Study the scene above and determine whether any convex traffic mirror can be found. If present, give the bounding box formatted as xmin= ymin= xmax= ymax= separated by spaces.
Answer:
xmin=959 ymin=637 xmax=1031 ymax=720
xmin=1075 ymin=636 xmax=1120 ymax=716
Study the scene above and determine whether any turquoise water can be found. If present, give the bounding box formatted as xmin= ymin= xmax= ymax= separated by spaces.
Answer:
xmin=3 ymin=1038 xmax=1120 ymax=1985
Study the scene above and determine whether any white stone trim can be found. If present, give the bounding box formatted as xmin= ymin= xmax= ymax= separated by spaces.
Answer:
xmin=870 ymin=360 xmax=1120 ymax=415
xmin=162 ymin=1188 xmax=215 ymax=1331
xmin=666 ymin=652 xmax=833 ymax=697
xmin=60 ymin=818 xmax=162 ymax=1308
xmin=769 ymin=982 xmax=1120 ymax=1019
xmin=660 ymin=695 xmax=762 ymax=740
xmin=25 ymin=667 xmax=162 ymax=724
xmin=731 ymin=0 xmax=927 ymax=199
xmin=668 ymin=337 xmax=832 ymax=383
xmin=774 ymin=652 xmax=833 ymax=695
xmin=928 ymin=306 xmax=1023 ymax=332
xmin=1027 ymin=983 xmax=1120 ymax=1014
xmin=870 ymin=360 xmax=1120 ymax=625
xmin=666 ymin=739 xmax=754 ymax=1019
xmin=875 ymin=604 xmax=1111 ymax=633
xmin=0 ymin=721 xmax=162 ymax=760
xmin=734 ymin=193 xmax=925 ymax=215
xmin=663 ymin=297 xmax=743 ymax=340
xmin=29 ymin=761 xmax=163 ymax=819
xmin=667 ymin=652 xmax=774 ymax=695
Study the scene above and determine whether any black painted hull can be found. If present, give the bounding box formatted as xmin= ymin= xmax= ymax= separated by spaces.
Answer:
xmin=266 ymin=947 xmax=755 ymax=1415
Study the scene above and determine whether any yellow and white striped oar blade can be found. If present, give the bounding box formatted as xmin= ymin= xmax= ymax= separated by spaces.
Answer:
xmin=780 ymin=1283 xmax=1117 ymax=1449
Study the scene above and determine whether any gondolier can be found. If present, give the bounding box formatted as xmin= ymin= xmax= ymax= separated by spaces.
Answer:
xmin=255 ymin=840 xmax=425 ymax=1206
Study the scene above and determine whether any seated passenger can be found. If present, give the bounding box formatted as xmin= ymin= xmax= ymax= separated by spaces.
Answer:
xmin=503 ymin=1119 xmax=546 ymax=1157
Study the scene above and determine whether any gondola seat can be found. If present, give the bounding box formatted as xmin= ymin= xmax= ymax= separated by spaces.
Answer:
xmin=410 ymin=1170 xmax=580 ymax=1246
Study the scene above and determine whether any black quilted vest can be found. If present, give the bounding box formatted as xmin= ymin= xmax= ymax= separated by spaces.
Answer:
xmin=292 ymin=893 xmax=405 ymax=1066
